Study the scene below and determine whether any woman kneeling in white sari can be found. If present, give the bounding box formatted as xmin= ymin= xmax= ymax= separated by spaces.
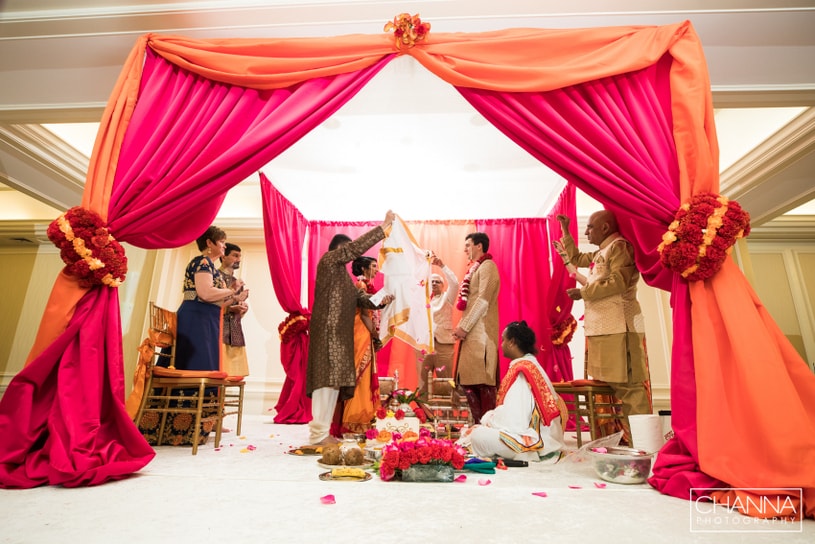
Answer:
xmin=461 ymin=320 xmax=565 ymax=463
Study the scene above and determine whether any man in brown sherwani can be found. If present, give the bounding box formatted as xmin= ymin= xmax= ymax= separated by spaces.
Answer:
xmin=306 ymin=210 xmax=395 ymax=445
xmin=452 ymin=232 xmax=500 ymax=424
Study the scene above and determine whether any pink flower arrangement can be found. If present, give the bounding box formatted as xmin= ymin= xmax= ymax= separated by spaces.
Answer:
xmin=379 ymin=428 xmax=467 ymax=481
xmin=657 ymin=193 xmax=751 ymax=281
xmin=46 ymin=206 xmax=127 ymax=288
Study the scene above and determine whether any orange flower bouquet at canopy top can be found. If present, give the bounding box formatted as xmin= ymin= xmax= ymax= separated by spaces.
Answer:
xmin=379 ymin=427 xmax=467 ymax=481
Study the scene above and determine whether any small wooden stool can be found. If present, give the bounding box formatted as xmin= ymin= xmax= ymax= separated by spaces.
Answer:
xmin=553 ymin=380 xmax=628 ymax=447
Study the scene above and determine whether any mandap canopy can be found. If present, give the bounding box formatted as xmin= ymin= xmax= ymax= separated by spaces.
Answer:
xmin=262 ymin=176 xmax=579 ymax=424
xmin=0 ymin=19 xmax=813 ymax=518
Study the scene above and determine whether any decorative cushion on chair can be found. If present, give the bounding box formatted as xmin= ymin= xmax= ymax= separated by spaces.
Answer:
xmin=152 ymin=367 xmax=228 ymax=379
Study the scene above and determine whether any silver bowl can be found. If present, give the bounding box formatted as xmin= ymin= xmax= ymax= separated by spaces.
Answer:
xmin=590 ymin=446 xmax=654 ymax=484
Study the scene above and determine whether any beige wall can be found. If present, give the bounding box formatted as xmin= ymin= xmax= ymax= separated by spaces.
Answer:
xmin=743 ymin=241 xmax=815 ymax=371
xmin=0 ymin=245 xmax=63 ymax=379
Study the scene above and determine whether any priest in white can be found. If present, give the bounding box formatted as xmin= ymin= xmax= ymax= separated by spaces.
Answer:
xmin=461 ymin=321 xmax=565 ymax=463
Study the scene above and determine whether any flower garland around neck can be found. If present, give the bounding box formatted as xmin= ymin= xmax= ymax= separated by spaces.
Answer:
xmin=657 ymin=193 xmax=751 ymax=281
xmin=46 ymin=206 xmax=128 ymax=288
xmin=456 ymin=253 xmax=492 ymax=311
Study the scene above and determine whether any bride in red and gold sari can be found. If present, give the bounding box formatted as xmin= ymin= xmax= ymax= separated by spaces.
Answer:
xmin=333 ymin=256 xmax=382 ymax=435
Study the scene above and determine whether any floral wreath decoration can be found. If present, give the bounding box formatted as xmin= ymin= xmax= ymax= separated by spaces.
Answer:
xmin=551 ymin=314 xmax=577 ymax=346
xmin=384 ymin=13 xmax=430 ymax=49
xmin=278 ymin=310 xmax=310 ymax=343
xmin=46 ymin=206 xmax=127 ymax=288
xmin=657 ymin=193 xmax=751 ymax=282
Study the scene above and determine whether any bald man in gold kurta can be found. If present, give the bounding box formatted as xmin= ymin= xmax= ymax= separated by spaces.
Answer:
xmin=556 ymin=211 xmax=651 ymax=417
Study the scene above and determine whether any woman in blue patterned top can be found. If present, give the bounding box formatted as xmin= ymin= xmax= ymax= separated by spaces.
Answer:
xmin=174 ymin=225 xmax=248 ymax=372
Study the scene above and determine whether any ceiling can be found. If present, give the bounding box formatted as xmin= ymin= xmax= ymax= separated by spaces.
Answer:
xmin=1 ymin=1 xmax=814 ymax=244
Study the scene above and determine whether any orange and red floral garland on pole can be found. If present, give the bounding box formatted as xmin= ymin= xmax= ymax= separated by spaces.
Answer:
xmin=551 ymin=314 xmax=577 ymax=346
xmin=46 ymin=206 xmax=127 ymax=288
xmin=278 ymin=310 xmax=310 ymax=343
xmin=657 ymin=193 xmax=751 ymax=281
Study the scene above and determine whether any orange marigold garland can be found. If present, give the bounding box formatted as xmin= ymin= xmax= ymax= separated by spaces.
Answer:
xmin=657 ymin=193 xmax=751 ymax=281
xmin=46 ymin=206 xmax=127 ymax=288
xmin=551 ymin=314 xmax=577 ymax=346
xmin=278 ymin=310 xmax=310 ymax=343
xmin=384 ymin=13 xmax=430 ymax=49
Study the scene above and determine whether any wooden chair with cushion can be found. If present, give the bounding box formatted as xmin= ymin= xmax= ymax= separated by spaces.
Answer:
xmin=133 ymin=302 xmax=231 ymax=454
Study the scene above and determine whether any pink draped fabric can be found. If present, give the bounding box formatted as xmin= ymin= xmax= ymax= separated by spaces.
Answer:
xmin=544 ymin=186 xmax=579 ymax=430
xmin=109 ymin=50 xmax=393 ymax=248
xmin=260 ymin=174 xmax=312 ymax=423
xmin=0 ymin=50 xmax=393 ymax=488
xmin=0 ymin=286 xmax=155 ymax=488
xmin=475 ymin=218 xmax=552 ymax=380
xmin=456 ymin=56 xmax=713 ymax=496
xmin=544 ymin=184 xmax=578 ymax=384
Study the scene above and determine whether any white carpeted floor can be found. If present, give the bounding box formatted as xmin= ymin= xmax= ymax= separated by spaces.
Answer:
xmin=1 ymin=414 xmax=812 ymax=544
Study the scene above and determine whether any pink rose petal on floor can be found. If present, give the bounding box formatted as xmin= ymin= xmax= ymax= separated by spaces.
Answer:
xmin=214 ymin=447 xmax=221 ymax=452
xmin=532 ymin=492 xmax=548 ymax=498
xmin=320 ymin=495 xmax=336 ymax=505
xmin=593 ymin=482 xmax=607 ymax=489
xmin=247 ymin=445 xmax=256 ymax=451
xmin=454 ymin=474 xmax=467 ymax=483
xmin=568 ymin=485 xmax=582 ymax=489
xmin=478 ymin=478 xmax=492 ymax=486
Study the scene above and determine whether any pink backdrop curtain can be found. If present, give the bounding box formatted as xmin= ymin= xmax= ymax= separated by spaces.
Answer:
xmin=0 ymin=49 xmax=393 ymax=488
xmin=475 ymin=217 xmax=553 ymax=379
xmin=302 ymin=216 xmax=557 ymax=388
xmin=260 ymin=175 xmax=312 ymax=423
xmin=456 ymin=54 xmax=720 ymax=494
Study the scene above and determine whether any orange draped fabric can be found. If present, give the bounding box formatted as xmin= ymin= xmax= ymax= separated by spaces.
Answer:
xmin=27 ymin=20 xmax=812 ymax=513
